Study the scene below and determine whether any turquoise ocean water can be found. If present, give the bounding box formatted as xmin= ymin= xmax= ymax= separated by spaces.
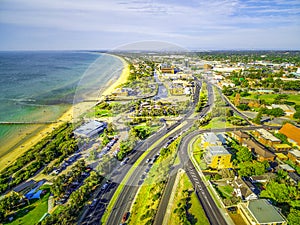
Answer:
xmin=0 ymin=51 xmax=123 ymax=156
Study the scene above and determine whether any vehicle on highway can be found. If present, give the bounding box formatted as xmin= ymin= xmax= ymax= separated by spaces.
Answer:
xmin=101 ymin=183 xmax=108 ymax=190
xmin=120 ymin=157 xmax=130 ymax=166
xmin=122 ymin=211 xmax=130 ymax=223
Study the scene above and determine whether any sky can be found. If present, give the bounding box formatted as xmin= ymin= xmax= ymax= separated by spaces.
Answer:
xmin=0 ymin=0 xmax=299 ymax=50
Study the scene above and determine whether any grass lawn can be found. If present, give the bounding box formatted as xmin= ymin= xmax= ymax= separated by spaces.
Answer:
xmin=192 ymin=137 xmax=202 ymax=153
xmin=202 ymin=117 xmax=233 ymax=129
xmin=216 ymin=185 xmax=234 ymax=199
xmin=168 ymin=173 xmax=209 ymax=225
xmin=246 ymin=93 xmax=300 ymax=105
xmin=6 ymin=191 xmax=50 ymax=225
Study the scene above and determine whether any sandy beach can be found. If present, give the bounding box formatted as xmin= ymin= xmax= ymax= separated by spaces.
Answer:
xmin=0 ymin=54 xmax=129 ymax=170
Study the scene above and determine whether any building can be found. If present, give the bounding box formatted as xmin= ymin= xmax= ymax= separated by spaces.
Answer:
xmin=238 ymin=199 xmax=287 ymax=225
xmin=242 ymin=139 xmax=276 ymax=162
xmin=73 ymin=120 xmax=107 ymax=138
xmin=231 ymin=131 xmax=250 ymax=144
xmin=204 ymin=146 xmax=232 ymax=169
xmin=275 ymin=153 xmax=288 ymax=161
xmin=273 ymin=143 xmax=291 ymax=152
xmin=287 ymin=150 xmax=300 ymax=165
xmin=253 ymin=129 xmax=281 ymax=147
xmin=279 ymin=164 xmax=295 ymax=172
xmin=233 ymin=178 xmax=258 ymax=201
xmin=279 ymin=123 xmax=300 ymax=147
xmin=249 ymin=173 xmax=276 ymax=184
xmin=201 ymin=132 xmax=223 ymax=148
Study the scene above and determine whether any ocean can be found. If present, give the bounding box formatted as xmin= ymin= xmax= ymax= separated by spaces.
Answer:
xmin=0 ymin=51 xmax=123 ymax=157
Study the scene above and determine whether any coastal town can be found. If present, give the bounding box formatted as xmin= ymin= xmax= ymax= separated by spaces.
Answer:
xmin=1 ymin=51 xmax=300 ymax=225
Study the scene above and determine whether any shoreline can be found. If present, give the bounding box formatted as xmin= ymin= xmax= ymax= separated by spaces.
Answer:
xmin=0 ymin=54 xmax=130 ymax=170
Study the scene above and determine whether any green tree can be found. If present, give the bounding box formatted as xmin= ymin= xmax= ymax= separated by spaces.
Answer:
xmin=253 ymin=110 xmax=262 ymax=124
xmin=236 ymin=146 xmax=253 ymax=162
xmin=287 ymin=208 xmax=300 ymax=225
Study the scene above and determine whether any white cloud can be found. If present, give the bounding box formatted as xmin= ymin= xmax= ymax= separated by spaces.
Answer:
xmin=0 ymin=0 xmax=299 ymax=49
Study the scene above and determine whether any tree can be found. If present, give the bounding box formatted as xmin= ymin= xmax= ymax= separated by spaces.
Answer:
xmin=293 ymin=111 xmax=300 ymax=119
xmin=253 ymin=110 xmax=262 ymax=124
xmin=287 ymin=208 xmax=300 ymax=225
xmin=236 ymin=146 xmax=252 ymax=163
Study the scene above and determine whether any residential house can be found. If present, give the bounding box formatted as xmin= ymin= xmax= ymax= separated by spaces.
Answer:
xmin=287 ymin=149 xmax=300 ymax=165
xmin=279 ymin=164 xmax=295 ymax=172
xmin=275 ymin=153 xmax=288 ymax=161
xmin=238 ymin=199 xmax=287 ymax=225
xmin=233 ymin=178 xmax=258 ymax=201
xmin=273 ymin=143 xmax=291 ymax=152
xmin=231 ymin=131 xmax=250 ymax=144
xmin=279 ymin=123 xmax=300 ymax=147
xmin=242 ymin=139 xmax=276 ymax=162
xmin=288 ymin=172 xmax=300 ymax=184
xmin=253 ymin=129 xmax=281 ymax=147
xmin=204 ymin=146 xmax=232 ymax=169
xmin=249 ymin=173 xmax=276 ymax=184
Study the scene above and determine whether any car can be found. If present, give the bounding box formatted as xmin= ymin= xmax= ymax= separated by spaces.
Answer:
xmin=122 ymin=212 xmax=130 ymax=223
xmin=101 ymin=183 xmax=108 ymax=190
xmin=146 ymin=158 xmax=151 ymax=163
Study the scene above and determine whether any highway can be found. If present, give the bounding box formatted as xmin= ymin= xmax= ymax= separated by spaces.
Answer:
xmin=79 ymin=77 xmax=203 ymax=225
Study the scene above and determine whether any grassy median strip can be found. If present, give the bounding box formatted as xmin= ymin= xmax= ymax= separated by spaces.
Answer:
xmin=101 ymin=121 xmax=187 ymax=224
xmin=168 ymin=172 xmax=210 ymax=225
xmin=128 ymin=138 xmax=180 ymax=225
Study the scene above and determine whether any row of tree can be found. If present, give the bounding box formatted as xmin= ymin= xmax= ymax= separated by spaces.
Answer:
xmin=0 ymin=123 xmax=78 ymax=194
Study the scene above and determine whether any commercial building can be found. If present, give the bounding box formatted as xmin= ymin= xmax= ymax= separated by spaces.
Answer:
xmin=73 ymin=120 xmax=107 ymax=138
xmin=238 ymin=199 xmax=287 ymax=225
xmin=204 ymin=146 xmax=232 ymax=169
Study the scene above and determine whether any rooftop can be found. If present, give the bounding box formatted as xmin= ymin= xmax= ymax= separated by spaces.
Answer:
xmin=289 ymin=149 xmax=300 ymax=158
xmin=247 ymin=199 xmax=286 ymax=224
xmin=207 ymin=146 xmax=231 ymax=156
xmin=256 ymin=129 xmax=281 ymax=142
xmin=243 ymin=139 xmax=275 ymax=159
xmin=279 ymin=164 xmax=295 ymax=172
xmin=74 ymin=120 xmax=106 ymax=138
xmin=202 ymin=132 xmax=221 ymax=144
xmin=279 ymin=123 xmax=300 ymax=146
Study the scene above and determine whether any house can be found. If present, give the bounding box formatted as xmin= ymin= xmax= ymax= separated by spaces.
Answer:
xmin=238 ymin=199 xmax=287 ymax=225
xmin=242 ymin=139 xmax=276 ymax=162
xmin=273 ymin=143 xmax=291 ymax=152
xmin=275 ymin=153 xmax=288 ymax=161
xmin=204 ymin=146 xmax=232 ymax=169
xmin=253 ymin=129 xmax=281 ymax=147
xmin=233 ymin=178 xmax=258 ymax=201
xmin=201 ymin=132 xmax=223 ymax=148
xmin=288 ymin=172 xmax=300 ymax=184
xmin=287 ymin=150 xmax=300 ymax=165
xmin=249 ymin=173 xmax=276 ymax=184
xmin=279 ymin=123 xmax=300 ymax=147
xmin=231 ymin=131 xmax=250 ymax=144
xmin=279 ymin=164 xmax=295 ymax=172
